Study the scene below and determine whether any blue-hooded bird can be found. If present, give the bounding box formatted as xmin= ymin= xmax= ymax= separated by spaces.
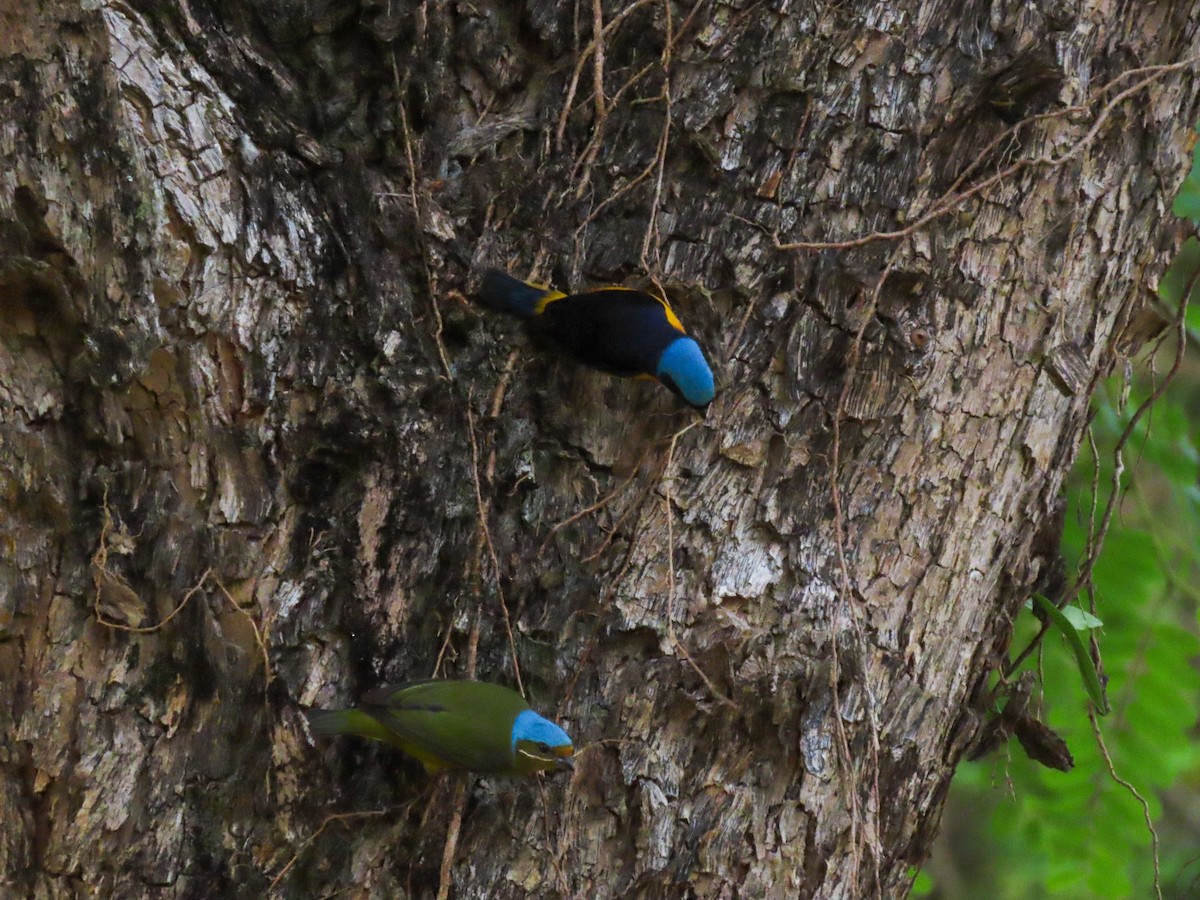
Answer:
xmin=475 ymin=268 xmax=716 ymax=409
xmin=307 ymin=679 xmax=574 ymax=776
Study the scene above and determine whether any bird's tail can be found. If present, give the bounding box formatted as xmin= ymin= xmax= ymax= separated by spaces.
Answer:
xmin=475 ymin=268 xmax=562 ymax=318
xmin=306 ymin=708 xmax=393 ymax=743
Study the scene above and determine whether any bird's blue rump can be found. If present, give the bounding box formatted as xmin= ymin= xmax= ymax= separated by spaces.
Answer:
xmin=476 ymin=268 xmax=555 ymax=318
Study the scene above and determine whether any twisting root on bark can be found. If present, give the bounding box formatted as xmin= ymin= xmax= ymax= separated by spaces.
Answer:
xmin=663 ymin=420 xmax=738 ymax=710
xmin=774 ymin=56 xmax=1200 ymax=253
xmin=268 ymin=809 xmax=394 ymax=892
xmin=435 ymin=611 xmax=482 ymax=900
xmin=639 ymin=0 xmax=674 ymax=268
xmin=538 ymin=461 xmax=645 ymax=559
xmin=581 ymin=474 xmax=659 ymax=564
xmin=213 ymin=575 xmax=274 ymax=694
xmin=565 ymin=0 xmax=705 ymax=227
xmin=537 ymin=774 xmax=573 ymax=896
xmin=436 ymin=777 xmax=468 ymax=900
xmin=391 ymin=51 xmax=453 ymax=381
xmin=465 ymin=395 xmax=524 ymax=698
xmin=92 ymin=488 xmax=273 ymax=691
xmin=826 ymin=253 xmax=902 ymax=896
xmin=554 ymin=0 xmax=655 ymax=148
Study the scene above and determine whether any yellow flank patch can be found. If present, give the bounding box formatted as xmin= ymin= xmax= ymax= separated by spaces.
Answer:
xmin=400 ymin=739 xmax=454 ymax=773
xmin=533 ymin=290 xmax=568 ymax=314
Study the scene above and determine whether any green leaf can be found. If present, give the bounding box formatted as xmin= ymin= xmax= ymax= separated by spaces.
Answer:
xmin=1059 ymin=605 xmax=1103 ymax=630
xmin=1031 ymin=594 xmax=1111 ymax=715
xmin=909 ymin=867 xmax=933 ymax=896
xmin=1172 ymin=184 xmax=1200 ymax=221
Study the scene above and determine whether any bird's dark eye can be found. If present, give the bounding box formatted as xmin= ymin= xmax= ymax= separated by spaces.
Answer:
xmin=537 ymin=742 xmax=550 ymax=753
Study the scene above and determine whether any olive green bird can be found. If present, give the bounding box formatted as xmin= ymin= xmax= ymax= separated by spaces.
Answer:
xmin=307 ymin=679 xmax=575 ymax=776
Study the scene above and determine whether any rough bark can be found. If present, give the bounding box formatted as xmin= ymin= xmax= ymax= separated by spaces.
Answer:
xmin=1 ymin=1 xmax=1197 ymax=898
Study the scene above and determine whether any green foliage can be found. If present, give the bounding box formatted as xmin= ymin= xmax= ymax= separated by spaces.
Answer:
xmin=925 ymin=136 xmax=1200 ymax=898
xmin=1160 ymin=238 xmax=1200 ymax=346
xmin=1171 ymin=130 xmax=1200 ymax=222
xmin=911 ymin=867 xmax=934 ymax=896
xmin=1029 ymin=594 xmax=1109 ymax=715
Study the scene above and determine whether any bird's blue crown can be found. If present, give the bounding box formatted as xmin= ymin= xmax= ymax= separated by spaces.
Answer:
xmin=511 ymin=708 xmax=572 ymax=751
xmin=657 ymin=337 xmax=715 ymax=407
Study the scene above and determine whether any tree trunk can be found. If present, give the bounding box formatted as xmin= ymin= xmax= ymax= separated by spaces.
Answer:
xmin=2 ymin=1 xmax=1197 ymax=897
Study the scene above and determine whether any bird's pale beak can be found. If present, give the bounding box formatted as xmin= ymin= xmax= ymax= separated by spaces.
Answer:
xmin=554 ymin=745 xmax=575 ymax=770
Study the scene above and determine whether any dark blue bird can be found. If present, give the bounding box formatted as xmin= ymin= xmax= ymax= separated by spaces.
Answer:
xmin=475 ymin=269 xmax=716 ymax=409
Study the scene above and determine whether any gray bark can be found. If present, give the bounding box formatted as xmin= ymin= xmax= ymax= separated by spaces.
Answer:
xmin=1 ymin=1 xmax=1197 ymax=898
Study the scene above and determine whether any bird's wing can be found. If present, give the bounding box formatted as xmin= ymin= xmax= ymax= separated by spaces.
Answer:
xmin=535 ymin=289 xmax=684 ymax=376
xmin=361 ymin=682 xmax=519 ymax=773
xmin=583 ymin=286 xmax=686 ymax=332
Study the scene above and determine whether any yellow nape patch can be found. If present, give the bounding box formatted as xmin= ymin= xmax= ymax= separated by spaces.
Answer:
xmin=657 ymin=298 xmax=685 ymax=333
xmin=593 ymin=286 xmax=687 ymax=332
